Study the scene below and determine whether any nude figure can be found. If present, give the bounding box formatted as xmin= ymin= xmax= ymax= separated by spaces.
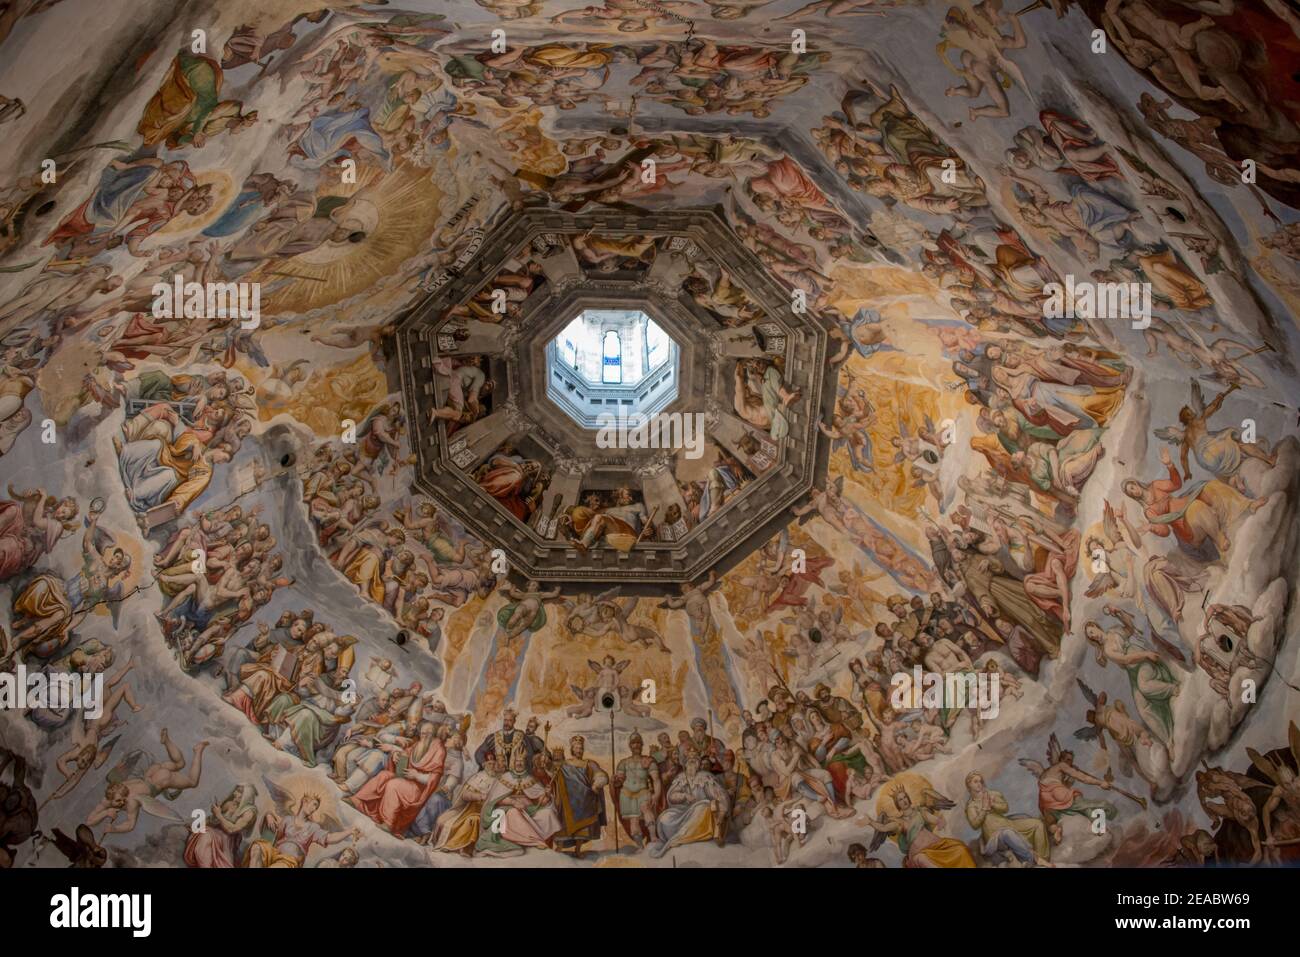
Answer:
xmin=85 ymin=728 xmax=208 ymax=836
xmin=44 ymin=660 xmax=143 ymax=807
xmin=500 ymin=580 xmax=562 ymax=640
xmin=941 ymin=1 xmax=1029 ymax=121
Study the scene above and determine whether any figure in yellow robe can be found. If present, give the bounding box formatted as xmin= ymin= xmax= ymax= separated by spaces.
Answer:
xmin=1138 ymin=248 xmax=1212 ymax=311
xmin=339 ymin=543 xmax=386 ymax=605
xmin=523 ymin=44 xmax=612 ymax=72
xmin=138 ymin=52 xmax=253 ymax=149
xmin=868 ymin=785 xmax=976 ymax=868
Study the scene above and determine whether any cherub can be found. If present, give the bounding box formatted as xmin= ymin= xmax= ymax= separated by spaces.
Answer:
xmin=985 ymin=659 xmax=1020 ymax=701
xmin=42 ymin=658 xmax=143 ymax=808
xmin=891 ymin=415 xmax=940 ymax=465
xmin=820 ymin=380 xmax=876 ymax=472
xmin=897 ymin=715 xmax=951 ymax=764
xmin=566 ymin=684 xmax=600 ymax=719
xmin=588 ymin=597 xmax=670 ymax=654
xmin=567 ymin=656 xmax=647 ymax=717
xmin=559 ymin=586 xmax=620 ymax=637
xmin=589 ymin=655 xmax=629 ymax=701
xmin=761 ymin=802 xmax=807 ymax=866
xmin=85 ymin=729 xmax=209 ymax=836
xmin=499 ymin=579 xmax=564 ymax=640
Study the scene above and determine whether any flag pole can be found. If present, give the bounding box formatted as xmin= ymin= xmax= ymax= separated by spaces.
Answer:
xmin=609 ymin=707 xmax=619 ymax=853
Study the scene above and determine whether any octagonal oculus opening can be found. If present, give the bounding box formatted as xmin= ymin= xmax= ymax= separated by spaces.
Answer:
xmin=547 ymin=309 xmax=679 ymax=430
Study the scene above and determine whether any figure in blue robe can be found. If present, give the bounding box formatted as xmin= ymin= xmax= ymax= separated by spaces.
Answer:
xmin=551 ymin=753 xmax=607 ymax=853
xmin=290 ymin=107 xmax=390 ymax=170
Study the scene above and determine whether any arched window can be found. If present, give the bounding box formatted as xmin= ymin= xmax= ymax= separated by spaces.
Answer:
xmin=646 ymin=320 xmax=669 ymax=370
xmin=602 ymin=330 xmax=622 ymax=384
xmin=562 ymin=337 xmax=577 ymax=368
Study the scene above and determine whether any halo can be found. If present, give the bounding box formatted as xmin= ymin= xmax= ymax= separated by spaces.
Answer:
xmin=874 ymin=771 xmax=930 ymax=818
xmin=271 ymin=772 xmax=346 ymax=822
xmin=153 ymin=170 xmax=236 ymax=237
xmin=88 ymin=527 xmax=145 ymax=611
xmin=295 ymin=198 xmax=381 ymax=265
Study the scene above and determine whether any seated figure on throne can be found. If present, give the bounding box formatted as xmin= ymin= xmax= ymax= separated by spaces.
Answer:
xmin=648 ymin=750 xmax=730 ymax=858
xmin=564 ymin=487 xmax=654 ymax=554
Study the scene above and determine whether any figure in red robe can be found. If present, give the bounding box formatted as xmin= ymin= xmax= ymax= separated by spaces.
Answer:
xmin=767 ymin=554 xmax=835 ymax=611
xmin=349 ymin=722 xmax=445 ymax=836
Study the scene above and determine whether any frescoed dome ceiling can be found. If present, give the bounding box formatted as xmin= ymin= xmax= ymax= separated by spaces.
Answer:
xmin=0 ymin=0 xmax=1298 ymax=875
xmin=398 ymin=207 xmax=831 ymax=583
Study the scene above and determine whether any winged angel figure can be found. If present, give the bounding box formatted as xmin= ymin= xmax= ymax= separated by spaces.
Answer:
xmin=244 ymin=775 xmax=360 ymax=867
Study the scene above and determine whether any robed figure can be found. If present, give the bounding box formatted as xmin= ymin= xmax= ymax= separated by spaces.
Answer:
xmin=648 ymin=755 xmax=730 ymax=858
xmin=551 ymin=736 xmax=608 ymax=855
xmin=349 ymin=722 xmax=446 ymax=836
xmin=474 ymin=744 xmax=562 ymax=856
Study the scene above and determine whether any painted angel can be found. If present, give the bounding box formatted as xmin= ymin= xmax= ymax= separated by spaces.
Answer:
xmin=42 ymin=658 xmax=142 ymax=808
xmin=499 ymin=579 xmax=564 ymax=639
xmin=892 ymin=415 xmax=937 ymax=464
xmin=84 ymin=728 xmax=208 ymax=836
xmin=246 ymin=776 xmax=359 ymax=867
xmin=559 ymin=586 xmax=620 ymax=637
xmin=1074 ymin=677 xmax=1150 ymax=780
xmin=594 ymin=596 xmax=670 ymax=654
xmin=1154 ymin=381 xmax=1276 ymax=494
xmin=1019 ymin=733 xmax=1118 ymax=844
xmin=589 ymin=655 xmax=629 ymax=700
xmin=861 ymin=783 xmax=975 ymax=867
xmin=1083 ymin=500 xmax=1140 ymax=600
xmin=820 ymin=378 xmax=877 ymax=472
